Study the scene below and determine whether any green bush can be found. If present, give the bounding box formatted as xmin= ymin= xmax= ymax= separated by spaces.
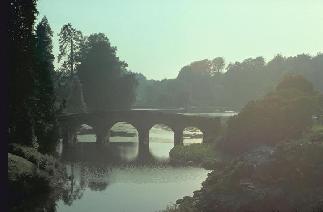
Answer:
xmin=158 ymin=204 xmax=180 ymax=212
xmin=308 ymin=124 xmax=323 ymax=143
xmin=178 ymin=140 xmax=323 ymax=212
xmin=169 ymin=144 xmax=216 ymax=167
xmin=159 ymin=199 xmax=198 ymax=212
xmin=8 ymin=143 xmax=57 ymax=173
xmin=8 ymin=144 xmax=68 ymax=212
xmin=221 ymin=75 xmax=323 ymax=154
xmin=8 ymin=153 xmax=51 ymax=199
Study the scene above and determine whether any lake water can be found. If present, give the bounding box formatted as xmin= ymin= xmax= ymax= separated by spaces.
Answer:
xmin=55 ymin=112 xmax=236 ymax=212
xmin=56 ymin=164 xmax=208 ymax=212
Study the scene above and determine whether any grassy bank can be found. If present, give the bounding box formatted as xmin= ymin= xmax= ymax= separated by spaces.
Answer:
xmin=8 ymin=143 xmax=67 ymax=212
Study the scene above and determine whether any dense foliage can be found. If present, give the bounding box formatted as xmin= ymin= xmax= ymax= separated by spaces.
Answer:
xmin=34 ymin=17 xmax=59 ymax=153
xmin=220 ymin=75 xmax=323 ymax=154
xmin=9 ymin=0 xmax=59 ymax=153
xmin=176 ymin=141 xmax=323 ymax=211
xmin=163 ymin=77 xmax=323 ymax=212
xmin=78 ymin=33 xmax=137 ymax=111
xmin=135 ymin=54 xmax=323 ymax=110
xmin=169 ymin=144 xmax=216 ymax=168
xmin=55 ymin=23 xmax=86 ymax=113
xmin=55 ymin=29 xmax=138 ymax=113
xmin=9 ymin=0 xmax=38 ymax=145
xmin=164 ymin=125 xmax=323 ymax=212
xmin=8 ymin=144 xmax=67 ymax=212
xmin=57 ymin=23 xmax=83 ymax=76
xmin=64 ymin=76 xmax=87 ymax=113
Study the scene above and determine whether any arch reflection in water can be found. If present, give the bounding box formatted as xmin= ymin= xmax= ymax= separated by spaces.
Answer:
xmin=77 ymin=124 xmax=96 ymax=143
xmin=149 ymin=124 xmax=174 ymax=160
xmin=61 ymin=142 xmax=137 ymax=164
xmin=110 ymin=122 xmax=139 ymax=161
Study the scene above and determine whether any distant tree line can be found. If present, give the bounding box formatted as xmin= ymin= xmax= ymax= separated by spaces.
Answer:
xmin=135 ymin=54 xmax=323 ymax=110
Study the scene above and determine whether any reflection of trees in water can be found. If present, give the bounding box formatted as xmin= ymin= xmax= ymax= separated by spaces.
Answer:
xmin=82 ymin=165 xmax=111 ymax=191
xmin=62 ymin=163 xmax=112 ymax=205
xmin=62 ymin=164 xmax=85 ymax=206
xmin=62 ymin=141 xmax=171 ymax=167
xmin=88 ymin=181 xmax=109 ymax=191
xmin=61 ymin=144 xmax=123 ymax=164
xmin=62 ymin=142 xmax=163 ymax=164
xmin=9 ymin=191 xmax=59 ymax=212
xmin=10 ymin=165 xmax=70 ymax=212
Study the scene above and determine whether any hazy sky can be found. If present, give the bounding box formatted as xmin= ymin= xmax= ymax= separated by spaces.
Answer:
xmin=37 ymin=0 xmax=323 ymax=80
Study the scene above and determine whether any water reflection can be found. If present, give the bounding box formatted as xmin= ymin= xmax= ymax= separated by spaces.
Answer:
xmin=55 ymin=124 xmax=209 ymax=212
xmin=13 ymin=115 xmax=232 ymax=212
xmin=61 ymin=142 xmax=159 ymax=165
xmin=57 ymin=162 xmax=209 ymax=212
xmin=62 ymin=164 xmax=85 ymax=206
xmin=149 ymin=124 xmax=174 ymax=159
xmin=70 ymin=123 xmax=204 ymax=162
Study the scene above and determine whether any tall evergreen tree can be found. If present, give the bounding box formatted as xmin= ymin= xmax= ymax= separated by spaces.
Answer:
xmin=34 ymin=16 xmax=59 ymax=153
xmin=9 ymin=0 xmax=38 ymax=145
xmin=58 ymin=23 xmax=83 ymax=77
xmin=55 ymin=23 xmax=85 ymax=114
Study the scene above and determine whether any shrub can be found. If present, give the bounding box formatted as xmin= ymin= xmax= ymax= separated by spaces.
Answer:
xmin=169 ymin=144 xmax=216 ymax=166
xmin=181 ymin=141 xmax=323 ymax=212
xmin=8 ymin=143 xmax=57 ymax=173
xmin=221 ymin=75 xmax=323 ymax=154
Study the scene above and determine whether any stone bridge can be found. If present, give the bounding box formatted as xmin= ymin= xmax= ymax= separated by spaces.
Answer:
xmin=58 ymin=110 xmax=222 ymax=156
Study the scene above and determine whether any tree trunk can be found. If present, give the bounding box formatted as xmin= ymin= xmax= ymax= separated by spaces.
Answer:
xmin=70 ymin=39 xmax=74 ymax=77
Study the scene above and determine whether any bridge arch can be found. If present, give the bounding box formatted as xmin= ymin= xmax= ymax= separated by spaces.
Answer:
xmin=183 ymin=126 xmax=204 ymax=145
xmin=60 ymin=120 xmax=97 ymax=146
xmin=149 ymin=123 xmax=175 ymax=159
xmin=109 ymin=122 xmax=138 ymax=143
xmin=58 ymin=111 xmax=222 ymax=154
xmin=76 ymin=123 xmax=96 ymax=143
xmin=107 ymin=121 xmax=139 ymax=160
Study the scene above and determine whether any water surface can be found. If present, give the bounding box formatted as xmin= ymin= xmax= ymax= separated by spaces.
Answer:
xmin=56 ymin=112 xmax=234 ymax=212
xmin=56 ymin=165 xmax=208 ymax=212
xmin=56 ymin=123 xmax=209 ymax=212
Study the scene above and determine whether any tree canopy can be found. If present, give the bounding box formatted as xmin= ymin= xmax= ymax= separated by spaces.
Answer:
xmin=9 ymin=1 xmax=58 ymax=153
xmin=9 ymin=0 xmax=38 ymax=145
xmin=220 ymin=74 xmax=323 ymax=154
xmin=78 ymin=33 xmax=137 ymax=112
xmin=58 ymin=23 xmax=83 ymax=76
xmin=34 ymin=16 xmax=59 ymax=153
